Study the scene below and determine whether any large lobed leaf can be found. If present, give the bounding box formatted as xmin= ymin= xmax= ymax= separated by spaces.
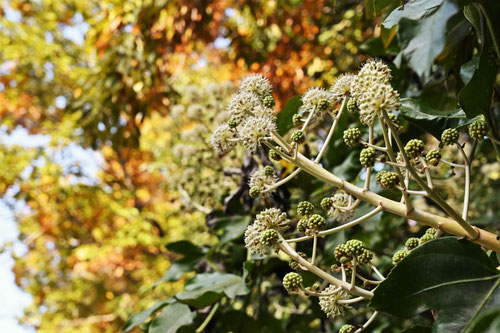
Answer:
xmin=277 ymin=95 xmax=302 ymax=135
xmin=370 ymin=238 xmax=500 ymax=332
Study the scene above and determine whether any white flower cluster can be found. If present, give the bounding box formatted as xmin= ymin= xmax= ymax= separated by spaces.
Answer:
xmin=330 ymin=74 xmax=356 ymax=101
xmin=326 ymin=190 xmax=355 ymax=223
xmin=244 ymin=208 xmax=290 ymax=256
xmin=210 ymin=124 xmax=238 ymax=156
xmin=211 ymin=73 xmax=277 ymax=154
xmin=350 ymin=59 xmax=400 ymax=125
xmin=318 ymin=286 xmax=352 ymax=318
xmin=301 ymin=87 xmax=336 ymax=117
xmin=249 ymin=168 xmax=278 ymax=195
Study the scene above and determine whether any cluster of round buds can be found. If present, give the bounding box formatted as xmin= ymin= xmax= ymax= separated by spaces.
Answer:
xmin=210 ymin=124 xmax=238 ymax=156
xmin=335 ymin=240 xmax=374 ymax=265
xmin=307 ymin=214 xmax=327 ymax=231
xmin=244 ymin=208 xmax=290 ymax=256
xmin=346 ymin=98 xmax=358 ymax=113
xmin=262 ymin=95 xmax=276 ymax=109
xmin=296 ymin=218 xmax=308 ymax=233
xmin=405 ymin=237 xmax=420 ymax=251
xmin=387 ymin=112 xmax=400 ymax=127
xmin=323 ymin=190 xmax=355 ymax=223
xmin=249 ymin=167 xmax=278 ymax=197
xmin=297 ymin=201 xmax=315 ymax=217
xmin=289 ymin=252 xmax=307 ymax=271
xmin=249 ymin=186 xmax=261 ymax=198
xmin=268 ymin=146 xmax=282 ymax=161
xmin=441 ymin=128 xmax=459 ymax=146
xmin=291 ymin=130 xmax=306 ymax=144
xmin=419 ymin=228 xmax=437 ymax=245
xmin=392 ymin=249 xmax=408 ymax=265
xmin=339 ymin=324 xmax=356 ymax=333
xmin=425 ymin=149 xmax=441 ymax=166
xmin=318 ymin=286 xmax=352 ymax=318
xmin=376 ymin=170 xmax=399 ymax=189
xmin=302 ymin=87 xmax=336 ymax=117
xmin=360 ymin=147 xmax=377 ymax=168
xmin=343 ymin=128 xmax=363 ymax=147
xmin=283 ymin=272 xmax=303 ymax=294
xmin=330 ymin=74 xmax=355 ymax=101
xmin=404 ymin=139 xmax=425 ymax=158
xmin=468 ymin=119 xmax=488 ymax=140
xmin=292 ymin=114 xmax=303 ymax=126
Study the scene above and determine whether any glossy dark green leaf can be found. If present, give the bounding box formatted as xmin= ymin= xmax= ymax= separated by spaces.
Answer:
xmin=460 ymin=55 xmax=479 ymax=86
xmin=176 ymin=272 xmax=248 ymax=307
xmin=458 ymin=35 xmax=497 ymax=118
xmin=400 ymin=98 xmax=478 ymax=139
xmin=466 ymin=308 xmax=500 ymax=333
xmin=396 ymin=0 xmax=458 ymax=80
xmin=277 ymin=95 xmax=302 ymax=135
xmin=370 ymin=238 xmax=500 ymax=333
xmin=463 ymin=4 xmax=481 ymax=34
xmin=154 ymin=241 xmax=208 ymax=286
xmin=122 ymin=300 xmax=172 ymax=332
xmin=383 ymin=0 xmax=443 ymax=29
xmin=148 ymin=302 xmax=195 ymax=333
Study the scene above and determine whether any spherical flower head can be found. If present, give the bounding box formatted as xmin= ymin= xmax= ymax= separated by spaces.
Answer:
xmin=249 ymin=168 xmax=278 ymax=196
xmin=302 ymin=87 xmax=336 ymax=116
xmin=330 ymin=74 xmax=356 ymax=100
xmin=358 ymin=248 xmax=374 ymax=264
xmin=268 ymin=147 xmax=282 ymax=161
xmin=404 ymin=139 xmax=425 ymax=158
xmin=249 ymin=186 xmax=261 ymax=198
xmin=327 ymin=190 xmax=354 ymax=223
xmin=360 ymin=147 xmax=377 ymax=168
xmin=185 ymin=84 xmax=204 ymax=102
xmin=343 ymin=128 xmax=363 ymax=147
xmin=376 ymin=170 xmax=399 ymax=189
xmin=244 ymin=220 xmax=270 ymax=256
xmin=392 ymin=249 xmax=408 ymax=265
xmin=263 ymin=94 xmax=276 ymax=109
xmin=441 ymin=128 xmax=459 ymax=146
xmin=283 ymin=272 xmax=303 ymax=294
xmin=339 ymin=324 xmax=356 ymax=333
xmin=239 ymin=74 xmax=273 ymax=96
xmin=425 ymin=149 xmax=441 ymax=166
xmin=171 ymin=104 xmax=186 ymax=119
xmin=239 ymin=115 xmax=276 ymax=151
xmin=321 ymin=197 xmax=334 ymax=211
xmin=405 ymin=237 xmax=420 ymax=251
xmin=210 ymin=124 xmax=238 ymax=156
xmin=319 ymin=286 xmax=352 ymax=318
xmin=351 ymin=59 xmax=392 ymax=101
xmin=291 ymin=130 xmax=306 ymax=144
xmin=255 ymin=208 xmax=290 ymax=231
xmin=419 ymin=228 xmax=436 ymax=245
xmin=334 ymin=243 xmax=350 ymax=263
xmin=346 ymin=98 xmax=358 ymax=113
xmin=227 ymin=92 xmax=262 ymax=124
xmin=468 ymin=119 xmax=488 ymax=141
xmin=296 ymin=218 xmax=308 ymax=233
xmin=307 ymin=214 xmax=327 ymax=231
xmin=264 ymin=165 xmax=275 ymax=176
xmin=358 ymin=84 xmax=401 ymax=126
xmin=261 ymin=229 xmax=280 ymax=246
xmin=289 ymin=252 xmax=307 ymax=270
xmin=297 ymin=201 xmax=315 ymax=217
xmin=345 ymin=239 xmax=365 ymax=256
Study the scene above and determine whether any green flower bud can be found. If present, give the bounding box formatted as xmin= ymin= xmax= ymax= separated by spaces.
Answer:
xmin=307 ymin=214 xmax=327 ymax=231
xmin=425 ymin=149 xmax=441 ymax=166
xmin=441 ymin=128 xmax=459 ymax=146
xmin=345 ymin=239 xmax=365 ymax=256
xmin=405 ymin=237 xmax=419 ymax=251
xmin=347 ymin=98 xmax=358 ymax=113
xmin=297 ymin=218 xmax=308 ymax=233
xmin=404 ymin=139 xmax=425 ymax=158
xmin=289 ymin=252 xmax=307 ymax=270
xmin=261 ymin=229 xmax=279 ymax=246
xmin=360 ymin=147 xmax=377 ymax=168
xmin=358 ymin=248 xmax=374 ymax=264
xmin=339 ymin=324 xmax=356 ymax=333
xmin=387 ymin=112 xmax=400 ymax=127
xmin=283 ymin=272 xmax=303 ymax=293
xmin=268 ymin=147 xmax=282 ymax=161
xmin=392 ymin=249 xmax=408 ymax=265
xmin=291 ymin=130 xmax=306 ymax=144
xmin=343 ymin=128 xmax=363 ymax=147
xmin=263 ymin=94 xmax=276 ymax=109
xmin=334 ymin=243 xmax=349 ymax=262
xmin=317 ymin=98 xmax=330 ymax=111
xmin=228 ymin=118 xmax=239 ymax=128
xmin=249 ymin=186 xmax=261 ymax=198
xmin=297 ymin=201 xmax=315 ymax=217
xmin=264 ymin=165 xmax=275 ymax=176
xmin=468 ymin=119 xmax=488 ymax=141
xmin=376 ymin=170 xmax=399 ymax=189
xmin=292 ymin=114 xmax=303 ymax=126
xmin=321 ymin=197 xmax=334 ymax=211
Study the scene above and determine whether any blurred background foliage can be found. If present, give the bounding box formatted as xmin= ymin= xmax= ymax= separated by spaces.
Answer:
xmin=0 ymin=0 xmax=499 ymax=332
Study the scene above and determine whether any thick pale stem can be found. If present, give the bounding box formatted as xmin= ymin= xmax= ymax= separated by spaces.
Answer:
xmin=338 ymin=296 xmax=366 ymax=305
xmin=356 ymin=273 xmax=382 ymax=285
xmin=355 ymin=311 xmax=379 ymax=333
xmin=311 ymin=234 xmax=318 ymax=265
xmin=302 ymin=286 xmax=342 ymax=297
xmin=457 ymin=143 xmax=471 ymax=221
xmin=349 ymin=258 xmax=357 ymax=291
xmin=278 ymin=234 xmax=374 ymax=298
xmin=441 ymin=159 xmax=465 ymax=168
xmin=419 ymin=155 xmax=434 ymax=189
